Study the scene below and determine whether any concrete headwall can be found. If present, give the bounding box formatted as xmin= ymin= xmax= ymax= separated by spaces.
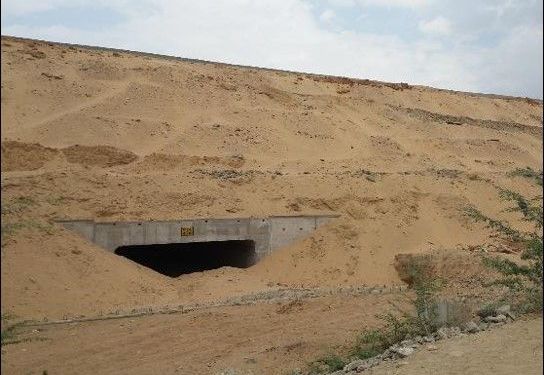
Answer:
xmin=59 ymin=215 xmax=338 ymax=261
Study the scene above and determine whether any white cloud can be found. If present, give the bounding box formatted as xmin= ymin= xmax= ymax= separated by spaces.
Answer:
xmin=418 ymin=16 xmax=452 ymax=35
xmin=0 ymin=1 xmax=475 ymax=89
xmin=1 ymin=0 xmax=72 ymax=15
xmin=319 ymin=9 xmax=336 ymax=23
xmin=327 ymin=0 xmax=356 ymax=7
xmin=1 ymin=0 xmax=542 ymax=98
xmin=485 ymin=0 xmax=517 ymax=18
xmin=357 ymin=0 xmax=431 ymax=8
xmin=472 ymin=24 xmax=543 ymax=97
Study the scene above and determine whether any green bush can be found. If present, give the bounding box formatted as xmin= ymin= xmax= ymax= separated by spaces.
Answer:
xmin=465 ymin=170 xmax=543 ymax=313
xmin=348 ymin=260 xmax=440 ymax=362
xmin=509 ymin=167 xmax=543 ymax=186
xmin=309 ymin=354 xmax=346 ymax=373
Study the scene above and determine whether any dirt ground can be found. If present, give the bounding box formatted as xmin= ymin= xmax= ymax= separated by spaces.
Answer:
xmin=0 ymin=36 xmax=543 ymax=374
xmin=1 ymin=302 xmax=541 ymax=375
xmin=1 ymin=294 xmax=397 ymax=375
xmin=367 ymin=317 xmax=543 ymax=375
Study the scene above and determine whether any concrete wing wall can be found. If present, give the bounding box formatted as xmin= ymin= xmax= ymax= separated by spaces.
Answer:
xmin=268 ymin=215 xmax=336 ymax=254
xmin=58 ymin=215 xmax=338 ymax=261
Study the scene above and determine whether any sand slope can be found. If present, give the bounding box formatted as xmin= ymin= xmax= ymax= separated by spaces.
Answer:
xmin=1 ymin=36 xmax=542 ymax=320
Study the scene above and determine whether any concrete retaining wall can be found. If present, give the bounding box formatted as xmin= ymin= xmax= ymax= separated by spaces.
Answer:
xmin=59 ymin=215 xmax=338 ymax=260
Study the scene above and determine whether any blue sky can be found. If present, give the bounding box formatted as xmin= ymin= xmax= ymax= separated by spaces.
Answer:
xmin=2 ymin=0 xmax=543 ymax=98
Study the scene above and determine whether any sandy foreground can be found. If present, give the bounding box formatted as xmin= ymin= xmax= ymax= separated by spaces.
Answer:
xmin=0 ymin=36 xmax=543 ymax=374
xmin=1 ymin=306 xmax=542 ymax=375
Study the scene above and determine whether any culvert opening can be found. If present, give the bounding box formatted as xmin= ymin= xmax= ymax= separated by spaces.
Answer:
xmin=114 ymin=240 xmax=257 ymax=277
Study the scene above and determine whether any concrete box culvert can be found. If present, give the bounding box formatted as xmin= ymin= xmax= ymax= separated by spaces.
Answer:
xmin=58 ymin=214 xmax=338 ymax=277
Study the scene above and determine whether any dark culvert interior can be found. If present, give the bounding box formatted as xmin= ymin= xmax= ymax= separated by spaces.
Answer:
xmin=114 ymin=240 xmax=257 ymax=277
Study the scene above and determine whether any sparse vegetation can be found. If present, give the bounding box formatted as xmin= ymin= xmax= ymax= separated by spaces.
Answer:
xmin=1 ymin=196 xmax=36 ymax=214
xmin=1 ymin=219 xmax=55 ymax=243
xmin=1 ymin=314 xmax=48 ymax=346
xmin=309 ymin=354 xmax=347 ymax=373
xmin=467 ymin=173 xmax=481 ymax=181
xmin=307 ymin=260 xmax=441 ymax=373
xmin=0 ymin=196 xmax=50 ymax=242
xmin=509 ymin=166 xmax=543 ymax=186
xmin=348 ymin=259 xmax=441 ymax=357
xmin=465 ymin=167 xmax=543 ymax=313
xmin=1 ymin=325 xmax=17 ymax=345
xmin=45 ymin=195 xmax=68 ymax=206
xmin=1 ymin=314 xmax=21 ymax=346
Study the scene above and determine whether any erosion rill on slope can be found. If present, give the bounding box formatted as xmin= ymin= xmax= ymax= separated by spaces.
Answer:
xmin=58 ymin=215 xmax=338 ymax=276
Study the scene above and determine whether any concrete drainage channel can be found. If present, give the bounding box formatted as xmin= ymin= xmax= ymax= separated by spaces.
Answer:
xmin=59 ymin=214 xmax=339 ymax=276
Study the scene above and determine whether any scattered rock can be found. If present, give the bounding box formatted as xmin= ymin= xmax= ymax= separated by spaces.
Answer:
xmin=485 ymin=314 xmax=507 ymax=323
xmin=26 ymin=49 xmax=46 ymax=59
xmin=343 ymin=359 xmax=365 ymax=372
xmin=495 ymin=305 xmax=511 ymax=315
xmin=392 ymin=346 xmax=414 ymax=358
xmin=380 ymin=349 xmax=393 ymax=360
xmin=450 ymin=326 xmax=461 ymax=336
xmin=41 ymin=72 xmax=63 ymax=80
xmin=435 ymin=327 xmax=450 ymax=340
xmin=354 ymin=357 xmax=379 ymax=372
xmin=427 ymin=344 xmax=438 ymax=351
xmin=506 ymin=311 xmax=516 ymax=321
xmin=462 ymin=321 xmax=480 ymax=334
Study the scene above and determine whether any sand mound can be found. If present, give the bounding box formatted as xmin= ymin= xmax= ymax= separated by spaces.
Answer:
xmin=393 ymin=250 xmax=499 ymax=289
xmin=0 ymin=227 xmax=178 ymax=320
xmin=1 ymin=141 xmax=59 ymax=171
xmin=61 ymin=145 xmax=137 ymax=167
xmin=135 ymin=153 xmax=245 ymax=172
xmin=136 ymin=153 xmax=184 ymax=170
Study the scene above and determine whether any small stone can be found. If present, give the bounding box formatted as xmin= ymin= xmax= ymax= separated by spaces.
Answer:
xmin=343 ymin=359 xmax=366 ymax=372
xmin=450 ymin=326 xmax=461 ymax=336
xmin=393 ymin=346 xmax=414 ymax=357
xmin=478 ymin=322 xmax=489 ymax=331
xmin=427 ymin=345 xmax=438 ymax=351
xmin=366 ymin=357 xmax=380 ymax=368
xmin=423 ymin=335 xmax=435 ymax=343
xmin=485 ymin=314 xmax=507 ymax=323
xmin=495 ymin=305 xmax=511 ymax=315
xmin=414 ymin=335 xmax=424 ymax=344
xmin=506 ymin=311 xmax=516 ymax=320
xmin=355 ymin=361 xmax=372 ymax=372
xmin=381 ymin=349 xmax=393 ymax=360
xmin=435 ymin=327 xmax=450 ymax=340
xmin=463 ymin=321 xmax=480 ymax=334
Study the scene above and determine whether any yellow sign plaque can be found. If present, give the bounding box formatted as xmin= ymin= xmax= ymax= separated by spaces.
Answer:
xmin=180 ymin=227 xmax=194 ymax=236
